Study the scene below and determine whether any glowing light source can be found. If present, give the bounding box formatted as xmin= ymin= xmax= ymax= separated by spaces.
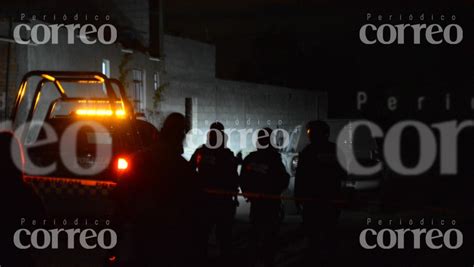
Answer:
xmin=75 ymin=109 xmax=126 ymax=118
xmin=19 ymin=82 xmax=26 ymax=98
xmin=41 ymin=74 xmax=56 ymax=82
xmin=78 ymin=80 xmax=101 ymax=84
xmin=55 ymin=81 xmax=66 ymax=94
xmin=94 ymin=75 xmax=105 ymax=83
xmin=77 ymin=100 xmax=124 ymax=104
xmin=15 ymin=81 xmax=28 ymax=107
xmin=117 ymin=158 xmax=128 ymax=171
xmin=115 ymin=109 xmax=126 ymax=117
xmin=33 ymin=92 xmax=42 ymax=111
xmin=76 ymin=109 xmax=113 ymax=116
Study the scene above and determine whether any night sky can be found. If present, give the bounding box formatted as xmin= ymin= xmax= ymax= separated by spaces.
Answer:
xmin=165 ymin=0 xmax=473 ymax=118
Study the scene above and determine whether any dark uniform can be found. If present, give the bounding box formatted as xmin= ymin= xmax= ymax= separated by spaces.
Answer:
xmin=115 ymin=113 xmax=205 ymax=267
xmin=190 ymin=122 xmax=239 ymax=259
xmin=240 ymin=128 xmax=290 ymax=267
xmin=295 ymin=120 xmax=345 ymax=260
xmin=0 ymin=132 xmax=44 ymax=266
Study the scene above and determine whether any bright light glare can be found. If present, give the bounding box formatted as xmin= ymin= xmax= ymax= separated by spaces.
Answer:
xmin=76 ymin=109 xmax=126 ymax=118
xmin=41 ymin=74 xmax=56 ymax=82
xmin=76 ymin=109 xmax=113 ymax=116
xmin=117 ymin=158 xmax=128 ymax=170
xmin=115 ymin=109 xmax=126 ymax=117
xmin=94 ymin=75 xmax=105 ymax=83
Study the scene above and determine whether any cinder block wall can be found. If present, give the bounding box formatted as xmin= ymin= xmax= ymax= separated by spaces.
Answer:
xmin=161 ymin=35 xmax=324 ymax=157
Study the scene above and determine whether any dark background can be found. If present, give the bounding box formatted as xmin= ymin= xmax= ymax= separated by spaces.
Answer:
xmin=1 ymin=0 xmax=473 ymax=118
xmin=164 ymin=0 xmax=473 ymax=119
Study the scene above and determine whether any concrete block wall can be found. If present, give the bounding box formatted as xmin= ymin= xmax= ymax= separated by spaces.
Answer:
xmin=161 ymin=35 xmax=323 ymax=158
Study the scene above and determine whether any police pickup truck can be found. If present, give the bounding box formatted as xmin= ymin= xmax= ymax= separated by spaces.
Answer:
xmin=9 ymin=71 xmax=158 ymax=214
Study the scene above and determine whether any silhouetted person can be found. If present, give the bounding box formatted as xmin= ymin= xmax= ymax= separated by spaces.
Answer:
xmin=134 ymin=119 xmax=160 ymax=148
xmin=190 ymin=122 xmax=239 ymax=261
xmin=0 ymin=132 xmax=44 ymax=266
xmin=241 ymin=128 xmax=289 ymax=267
xmin=294 ymin=120 xmax=345 ymax=263
xmin=117 ymin=113 xmax=204 ymax=267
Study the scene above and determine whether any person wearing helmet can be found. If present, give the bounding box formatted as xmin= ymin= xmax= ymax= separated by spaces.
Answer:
xmin=295 ymin=120 xmax=346 ymax=263
xmin=190 ymin=122 xmax=239 ymax=262
xmin=240 ymin=127 xmax=290 ymax=267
